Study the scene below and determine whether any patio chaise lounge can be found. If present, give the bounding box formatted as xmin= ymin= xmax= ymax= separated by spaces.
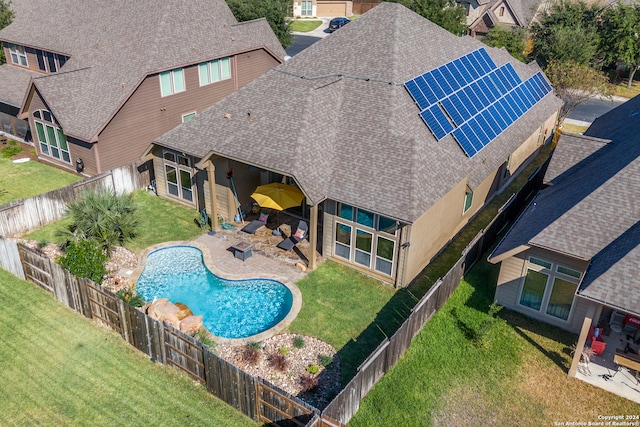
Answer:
xmin=277 ymin=220 xmax=308 ymax=251
xmin=241 ymin=209 xmax=270 ymax=234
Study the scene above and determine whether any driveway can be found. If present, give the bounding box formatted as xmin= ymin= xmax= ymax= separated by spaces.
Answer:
xmin=285 ymin=17 xmax=332 ymax=57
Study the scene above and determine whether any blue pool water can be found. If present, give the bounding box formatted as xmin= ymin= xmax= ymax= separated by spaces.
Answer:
xmin=136 ymin=246 xmax=293 ymax=339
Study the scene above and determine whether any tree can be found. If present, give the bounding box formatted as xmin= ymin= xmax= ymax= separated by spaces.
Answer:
xmin=483 ymin=26 xmax=527 ymax=62
xmin=225 ymin=0 xmax=293 ymax=48
xmin=544 ymin=60 xmax=611 ymax=124
xmin=385 ymin=0 xmax=467 ymax=35
xmin=599 ymin=3 xmax=640 ymax=88
xmin=530 ymin=0 xmax=601 ymax=68
xmin=0 ymin=0 xmax=14 ymax=65
xmin=60 ymin=189 xmax=139 ymax=256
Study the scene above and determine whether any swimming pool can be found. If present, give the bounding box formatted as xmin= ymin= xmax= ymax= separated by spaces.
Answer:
xmin=136 ymin=246 xmax=293 ymax=339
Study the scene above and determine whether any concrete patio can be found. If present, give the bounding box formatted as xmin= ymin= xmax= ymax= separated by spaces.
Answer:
xmin=574 ymin=328 xmax=640 ymax=404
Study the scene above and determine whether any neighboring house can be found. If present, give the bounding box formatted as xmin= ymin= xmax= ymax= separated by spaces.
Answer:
xmin=0 ymin=0 xmax=285 ymax=176
xmin=458 ymin=0 xmax=551 ymax=38
xmin=488 ymin=95 xmax=640 ymax=333
xmin=146 ymin=3 xmax=560 ymax=288
xmin=292 ymin=0 xmax=354 ymax=17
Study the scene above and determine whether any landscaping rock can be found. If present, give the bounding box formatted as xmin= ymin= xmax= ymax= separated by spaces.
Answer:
xmin=179 ymin=315 xmax=203 ymax=335
xmin=147 ymin=298 xmax=181 ymax=328
xmin=175 ymin=302 xmax=194 ymax=320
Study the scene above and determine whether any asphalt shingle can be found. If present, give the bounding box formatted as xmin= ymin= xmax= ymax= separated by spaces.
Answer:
xmin=489 ymin=95 xmax=640 ymax=315
xmin=154 ymin=3 xmax=561 ymax=223
xmin=0 ymin=0 xmax=285 ymax=141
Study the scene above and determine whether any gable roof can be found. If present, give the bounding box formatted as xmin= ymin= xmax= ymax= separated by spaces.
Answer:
xmin=0 ymin=0 xmax=285 ymax=141
xmin=469 ymin=0 xmax=545 ymax=30
xmin=489 ymin=95 xmax=640 ymax=315
xmin=154 ymin=2 xmax=560 ymax=223
xmin=0 ymin=64 xmax=38 ymax=107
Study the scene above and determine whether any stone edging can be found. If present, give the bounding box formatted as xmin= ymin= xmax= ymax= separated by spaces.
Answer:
xmin=130 ymin=240 xmax=303 ymax=346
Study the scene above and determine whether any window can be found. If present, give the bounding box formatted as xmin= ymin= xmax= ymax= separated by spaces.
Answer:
xmin=36 ymin=50 xmax=68 ymax=72
xmin=301 ymin=0 xmax=312 ymax=16
xmin=463 ymin=189 xmax=473 ymax=213
xmin=160 ymin=68 xmax=185 ymax=96
xmin=519 ymin=269 xmax=547 ymax=310
xmin=8 ymin=44 xmax=27 ymax=67
xmin=182 ymin=112 xmax=196 ymax=123
xmin=546 ymin=278 xmax=577 ymax=320
xmin=334 ymin=202 xmax=399 ymax=276
xmin=198 ymin=57 xmax=231 ymax=86
xmin=518 ymin=257 xmax=581 ymax=322
xmin=163 ymin=150 xmax=193 ymax=202
xmin=33 ymin=109 xmax=70 ymax=163
xmin=498 ymin=6 xmax=505 ymax=16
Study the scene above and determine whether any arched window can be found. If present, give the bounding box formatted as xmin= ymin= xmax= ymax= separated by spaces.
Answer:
xmin=33 ymin=109 xmax=71 ymax=163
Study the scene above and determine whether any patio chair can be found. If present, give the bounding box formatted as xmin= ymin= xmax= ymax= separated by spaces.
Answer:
xmin=277 ymin=220 xmax=308 ymax=251
xmin=241 ymin=209 xmax=270 ymax=234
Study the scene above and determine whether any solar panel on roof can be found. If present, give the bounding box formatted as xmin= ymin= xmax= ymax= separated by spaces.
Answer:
xmin=404 ymin=49 xmax=553 ymax=158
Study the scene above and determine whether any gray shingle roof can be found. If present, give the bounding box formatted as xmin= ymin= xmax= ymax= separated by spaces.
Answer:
xmin=0 ymin=0 xmax=285 ymax=141
xmin=154 ymin=2 xmax=561 ymax=223
xmin=0 ymin=64 xmax=38 ymax=107
xmin=489 ymin=95 xmax=640 ymax=315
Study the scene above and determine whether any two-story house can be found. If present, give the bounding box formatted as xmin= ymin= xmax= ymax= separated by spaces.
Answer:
xmin=0 ymin=0 xmax=285 ymax=175
xmin=458 ymin=0 xmax=550 ymax=38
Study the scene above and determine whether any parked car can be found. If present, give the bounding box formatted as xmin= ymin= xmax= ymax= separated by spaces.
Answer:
xmin=328 ymin=17 xmax=350 ymax=32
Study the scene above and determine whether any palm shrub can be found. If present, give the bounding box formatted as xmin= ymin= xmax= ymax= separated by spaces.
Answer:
xmin=60 ymin=188 xmax=139 ymax=255
xmin=58 ymin=240 xmax=108 ymax=284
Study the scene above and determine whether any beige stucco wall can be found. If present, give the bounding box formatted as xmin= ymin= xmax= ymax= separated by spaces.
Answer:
xmin=494 ymin=246 xmax=594 ymax=333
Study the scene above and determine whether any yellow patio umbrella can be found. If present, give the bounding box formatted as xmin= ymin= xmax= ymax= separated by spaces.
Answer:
xmin=250 ymin=182 xmax=304 ymax=211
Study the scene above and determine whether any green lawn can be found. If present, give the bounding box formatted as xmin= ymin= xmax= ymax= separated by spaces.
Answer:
xmin=289 ymin=19 xmax=322 ymax=32
xmin=611 ymin=80 xmax=640 ymax=99
xmin=24 ymin=190 xmax=206 ymax=254
xmin=288 ymin=261 xmax=398 ymax=383
xmin=348 ymin=260 xmax=638 ymax=426
xmin=0 ymin=268 xmax=256 ymax=427
xmin=0 ymin=155 xmax=81 ymax=205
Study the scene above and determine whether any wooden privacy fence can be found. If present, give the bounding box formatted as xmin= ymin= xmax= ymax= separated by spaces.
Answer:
xmin=1 ymin=157 xmax=548 ymax=427
xmin=0 ymin=161 xmax=150 ymax=237
xmin=14 ymin=243 xmax=318 ymax=426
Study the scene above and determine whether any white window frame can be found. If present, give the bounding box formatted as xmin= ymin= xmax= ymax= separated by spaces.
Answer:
xmin=198 ymin=57 xmax=231 ymax=86
xmin=162 ymin=150 xmax=194 ymax=203
xmin=181 ymin=112 xmax=196 ymax=123
xmin=160 ymin=68 xmax=185 ymax=97
xmin=333 ymin=203 xmax=399 ymax=277
xmin=463 ymin=189 xmax=473 ymax=214
xmin=517 ymin=257 xmax=580 ymax=322
xmin=8 ymin=43 xmax=28 ymax=67
xmin=301 ymin=0 xmax=313 ymax=16
xmin=33 ymin=109 xmax=71 ymax=164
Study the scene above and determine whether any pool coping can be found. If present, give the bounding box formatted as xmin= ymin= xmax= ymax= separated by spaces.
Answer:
xmin=130 ymin=240 xmax=303 ymax=346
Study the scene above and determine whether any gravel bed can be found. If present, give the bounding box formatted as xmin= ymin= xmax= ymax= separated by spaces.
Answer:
xmin=216 ymin=334 xmax=341 ymax=409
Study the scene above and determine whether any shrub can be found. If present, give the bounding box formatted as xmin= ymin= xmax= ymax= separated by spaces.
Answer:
xmin=278 ymin=346 xmax=290 ymax=356
xmin=319 ymin=354 xmax=333 ymax=368
xmin=59 ymin=240 xmax=108 ymax=284
xmin=243 ymin=341 xmax=262 ymax=365
xmin=195 ymin=329 xmax=217 ymax=353
xmin=293 ymin=335 xmax=305 ymax=349
xmin=1 ymin=140 xmax=22 ymax=158
xmin=60 ymin=188 xmax=139 ymax=255
xmin=306 ymin=364 xmax=319 ymax=375
xmin=116 ymin=289 xmax=145 ymax=307
xmin=268 ymin=353 xmax=289 ymax=372
xmin=37 ymin=240 xmax=48 ymax=249
xmin=299 ymin=375 xmax=318 ymax=392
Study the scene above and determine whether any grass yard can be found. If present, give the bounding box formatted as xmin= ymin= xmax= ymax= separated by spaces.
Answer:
xmin=611 ymin=80 xmax=640 ymax=99
xmin=24 ymin=190 xmax=205 ymax=254
xmin=288 ymin=261 xmax=399 ymax=383
xmin=0 ymin=268 xmax=256 ymax=427
xmin=0 ymin=153 xmax=81 ymax=205
xmin=348 ymin=260 xmax=638 ymax=427
xmin=561 ymin=123 xmax=588 ymax=134
xmin=289 ymin=19 xmax=322 ymax=32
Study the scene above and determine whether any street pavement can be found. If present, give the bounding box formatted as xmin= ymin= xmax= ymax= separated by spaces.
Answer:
xmin=285 ymin=18 xmax=331 ymax=58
